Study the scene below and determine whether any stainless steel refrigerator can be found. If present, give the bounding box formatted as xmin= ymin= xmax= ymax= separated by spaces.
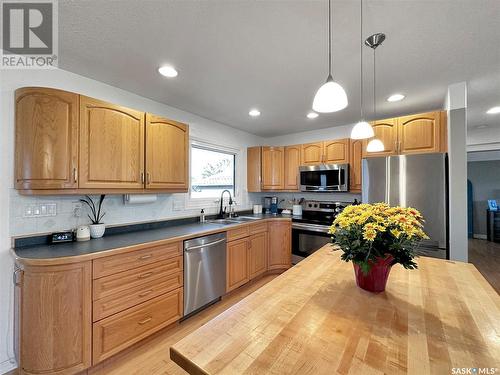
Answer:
xmin=362 ymin=153 xmax=448 ymax=259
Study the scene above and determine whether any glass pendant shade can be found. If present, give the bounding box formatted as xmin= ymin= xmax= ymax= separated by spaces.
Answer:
xmin=351 ymin=121 xmax=374 ymax=139
xmin=312 ymin=76 xmax=348 ymax=113
xmin=366 ymin=138 xmax=384 ymax=152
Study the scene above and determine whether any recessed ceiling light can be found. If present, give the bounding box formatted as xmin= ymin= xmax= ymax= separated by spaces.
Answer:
xmin=307 ymin=112 xmax=319 ymax=119
xmin=249 ymin=109 xmax=261 ymax=117
xmin=387 ymin=94 xmax=405 ymax=102
xmin=486 ymin=106 xmax=500 ymax=114
xmin=158 ymin=65 xmax=178 ymax=78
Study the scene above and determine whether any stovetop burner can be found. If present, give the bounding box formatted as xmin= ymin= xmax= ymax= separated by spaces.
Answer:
xmin=292 ymin=200 xmax=350 ymax=226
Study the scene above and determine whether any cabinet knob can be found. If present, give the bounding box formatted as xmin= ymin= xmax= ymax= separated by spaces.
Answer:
xmin=147 ymin=172 xmax=151 ymax=185
xmin=140 ymin=172 xmax=145 ymax=184
xmin=73 ymin=168 xmax=78 ymax=183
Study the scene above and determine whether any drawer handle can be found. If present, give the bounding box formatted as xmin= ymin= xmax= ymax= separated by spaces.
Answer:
xmin=139 ymin=254 xmax=153 ymax=260
xmin=138 ymin=272 xmax=153 ymax=279
xmin=138 ymin=317 xmax=152 ymax=325
xmin=138 ymin=289 xmax=153 ymax=297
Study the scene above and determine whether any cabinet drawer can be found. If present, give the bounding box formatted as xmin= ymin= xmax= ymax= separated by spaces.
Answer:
xmin=92 ymin=288 xmax=183 ymax=364
xmin=249 ymin=222 xmax=267 ymax=234
xmin=93 ymin=256 xmax=183 ymax=300
xmin=93 ymin=242 xmax=182 ymax=279
xmin=227 ymin=225 xmax=250 ymax=241
xmin=93 ymin=271 xmax=183 ymax=321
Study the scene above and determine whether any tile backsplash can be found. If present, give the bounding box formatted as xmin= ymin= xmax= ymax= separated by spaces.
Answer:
xmin=10 ymin=190 xmax=257 ymax=237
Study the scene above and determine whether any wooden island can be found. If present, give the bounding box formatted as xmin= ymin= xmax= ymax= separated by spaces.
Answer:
xmin=171 ymin=245 xmax=500 ymax=374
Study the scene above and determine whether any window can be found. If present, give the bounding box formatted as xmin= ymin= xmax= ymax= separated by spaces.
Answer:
xmin=190 ymin=145 xmax=235 ymax=199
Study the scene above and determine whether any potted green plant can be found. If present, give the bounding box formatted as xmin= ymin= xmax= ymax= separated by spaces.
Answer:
xmin=80 ymin=195 xmax=106 ymax=239
xmin=329 ymin=203 xmax=428 ymax=293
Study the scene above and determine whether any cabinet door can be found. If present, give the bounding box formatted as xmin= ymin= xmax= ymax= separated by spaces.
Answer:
xmin=79 ymin=96 xmax=145 ymax=189
xmin=20 ymin=262 xmax=92 ymax=374
xmin=262 ymin=146 xmax=284 ymax=190
xmin=247 ymin=147 xmax=262 ymax=192
xmin=284 ymin=145 xmax=301 ymax=191
xmin=145 ymin=114 xmax=188 ymax=191
xmin=324 ymin=139 xmax=349 ymax=164
xmin=249 ymin=232 xmax=267 ymax=279
xmin=398 ymin=111 xmax=441 ymax=155
xmin=268 ymin=221 xmax=291 ymax=270
xmin=362 ymin=118 xmax=398 ymax=157
xmin=15 ymin=87 xmax=79 ymax=190
xmin=349 ymin=139 xmax=363 ymax=193
xmin=301 ymin=142 xmax=323 ymax=165
xmin=226 ymin=238 xmax=249 ymax=292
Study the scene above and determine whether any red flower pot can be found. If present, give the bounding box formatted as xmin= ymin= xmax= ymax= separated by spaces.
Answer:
xmin=353 ymin=255 xmax=394 ymax=293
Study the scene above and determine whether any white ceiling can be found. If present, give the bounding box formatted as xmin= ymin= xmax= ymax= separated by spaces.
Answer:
xmin=59 ymin=0 xmax=500 ymax=137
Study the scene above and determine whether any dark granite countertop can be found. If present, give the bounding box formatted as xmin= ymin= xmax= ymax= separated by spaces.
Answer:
xmin=13 ymin=213 xmax=294 ymax=262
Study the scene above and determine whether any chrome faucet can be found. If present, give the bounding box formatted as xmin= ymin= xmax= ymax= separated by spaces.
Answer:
xmin=217 ymin=190 xmax=233 ymax=219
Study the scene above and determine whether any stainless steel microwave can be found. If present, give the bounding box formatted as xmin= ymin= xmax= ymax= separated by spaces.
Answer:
xmin=299 ymin=164 xmax=349 ymax=192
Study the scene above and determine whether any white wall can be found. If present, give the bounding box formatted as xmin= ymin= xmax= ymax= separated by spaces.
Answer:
xmin=467 ymin=127 xmax=500 ymax=151
xmin=447 ymin=82 xmax=468 ymax=262
xmin=0 ymin=68 xmax=265 ymax=371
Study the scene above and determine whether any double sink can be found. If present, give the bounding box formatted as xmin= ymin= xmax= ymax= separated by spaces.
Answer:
xmin=207 ymin=216 xmax=262 ymax=225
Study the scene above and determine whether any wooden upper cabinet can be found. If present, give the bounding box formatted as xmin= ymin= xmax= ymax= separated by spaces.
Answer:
xmin=362 ymin=118 xmax=398 ymax=157
xmin=349 ymin=139 xmax=363 ymax=193
xmin=145 ymin=114 xmax=188 ymax=191
xmin=247 ymin=147 xmax=262 ymax=192
xmin=15 ymin=87 xmax=79 ymax=190
xmin=262 ymin=146 xmax=284 ymax=190
xmin=324 ymin=139 xmax=349 ymax=164
xmin=79 ymin=96 xmax=145 ymax=189
xmin=284 ymin=145 xmax=301 ymax=191
xmin=301 ymin=142 xmax=323 ymax=165
xmin=17 ymin=262 xmax=92 ymax=374
xmin=398 ymin=111 xmax=441 ymax=155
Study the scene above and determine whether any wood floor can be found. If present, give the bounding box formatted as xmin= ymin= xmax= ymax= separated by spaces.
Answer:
xmin=469 ymin=238 xmax=500 ymax=294
xmin=85 ymin=274 xmax=278 ymax=375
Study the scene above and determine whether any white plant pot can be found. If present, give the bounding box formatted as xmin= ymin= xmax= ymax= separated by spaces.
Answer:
xmin=89 ymin=223 xmax=106 ymax=239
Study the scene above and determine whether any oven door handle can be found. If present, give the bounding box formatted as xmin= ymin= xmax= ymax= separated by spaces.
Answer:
xmin=292 ymin=223 xmax=332 ymax=233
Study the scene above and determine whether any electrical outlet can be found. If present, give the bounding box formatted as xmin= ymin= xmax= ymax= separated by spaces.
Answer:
xmin=73 ymin=202 xmax=83 ymax=217
xmin=23 ymin=203 xmax=57 ymax=218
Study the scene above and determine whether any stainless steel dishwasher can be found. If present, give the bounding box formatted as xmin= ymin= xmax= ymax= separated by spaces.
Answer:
xmin=183 ymin=232 xmax=227 ymax=316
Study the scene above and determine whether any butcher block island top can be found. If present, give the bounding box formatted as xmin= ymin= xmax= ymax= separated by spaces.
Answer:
xmin=171 ymin=244 xmax=500 ymax=374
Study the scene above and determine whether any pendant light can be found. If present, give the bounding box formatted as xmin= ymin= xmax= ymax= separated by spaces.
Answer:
xmin=351 ymin=0 xmax=374 ymax=140
xmin=312 ymin=0 xmax=348 ymax=113
xmin=365 ymin=33 xmax=386 ymax=152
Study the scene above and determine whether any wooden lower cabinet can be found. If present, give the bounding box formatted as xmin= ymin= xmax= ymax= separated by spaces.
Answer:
xmin=226 ymin=238 xmax=249 ymax=292
xmin=248 ymin=232 xmax=268 ymax=279
xmin=268 ymin=221 xmax=292 ymax=270
xmin=92 ymin=289 xmax=183 ymax=364
xmin=227 ymin=223 xmax=274 ymax=292
xmin=15 ymin=262 xmax=92 ymax=375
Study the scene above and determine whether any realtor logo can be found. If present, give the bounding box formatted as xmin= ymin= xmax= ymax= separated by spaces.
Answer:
xmin=1 ymin=0 xmax=58 ymax=68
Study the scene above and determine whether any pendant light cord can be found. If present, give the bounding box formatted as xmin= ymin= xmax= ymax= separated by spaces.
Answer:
xmin=328 ymin=0 xmax=332 ymax=76
xmin=373 ymin=47 xmax=376 ymax=120
xmin=360 ymin=0 xmax=363 ymax=119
